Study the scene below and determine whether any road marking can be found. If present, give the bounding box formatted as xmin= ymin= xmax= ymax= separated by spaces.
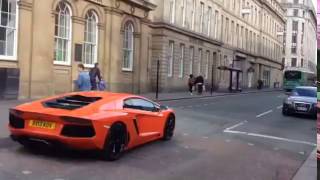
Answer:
xmin=183 ymin=133 xmax=189 ymax=136
xmin=277 ymin=105 xmax=283 ymax=109
xmin=184 ymin=146 xmax=189 ymax=149
xmin=224 ymin=130 xmax=316 ymax=147
xmin=224 ymin=121 xmax=247 ymax=132
xmin=202 ymin=136 xmax=209 ymax=139
xmin=273 ymin=147 xmax=279 ymax=151
xmin=256 ymin=110 xmax=273 ymax=118
xmin=299 ymin=151 xmax=305 ymax=155
xmin=225 ymin=139 xmax=231 ymax=143
xmin=22 ymin=170 xmax=32 ymax=175
xmin=248 ymin=143 xmax=255 ymax=146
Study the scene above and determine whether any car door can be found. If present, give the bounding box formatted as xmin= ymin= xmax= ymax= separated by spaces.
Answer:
xmin=124 ymin=98 xmax=164 ymax=141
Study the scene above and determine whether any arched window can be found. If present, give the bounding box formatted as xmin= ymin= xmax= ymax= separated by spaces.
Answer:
xmin=0 ymin=0 xmax=18 ymax=59
xmin=54 ymin=1 xmax=72 ymax=65
xmin=122 ymin=22 xmax=134 ymax=71
xmin=83 ymin=10 xmax=98 ymax=66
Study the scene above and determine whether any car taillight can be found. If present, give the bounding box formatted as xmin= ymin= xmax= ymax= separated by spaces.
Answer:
xmin=9 ymin=113 xmax=24 ymax=129
xmin=60 ymin=116 xmax=92 ymax=126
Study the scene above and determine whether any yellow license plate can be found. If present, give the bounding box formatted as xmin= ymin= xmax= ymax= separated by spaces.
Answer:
xmin=29 ymin=120 xmax=56 ymax=130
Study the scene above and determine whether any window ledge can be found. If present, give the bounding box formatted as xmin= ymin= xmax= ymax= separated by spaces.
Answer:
xmin=122 ymin=68 xmax=133 ymax=72
xmin=53 ymin=61 xmax=71 ymax=66
xmin=0 ymin=56 xmax=17 ymax=61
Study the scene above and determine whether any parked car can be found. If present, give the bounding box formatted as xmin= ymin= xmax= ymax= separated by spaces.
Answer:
xmin=8 ymin=92 xmax=175 ymax=161
xmin=282 ymin=86 xmax=317 ymax=118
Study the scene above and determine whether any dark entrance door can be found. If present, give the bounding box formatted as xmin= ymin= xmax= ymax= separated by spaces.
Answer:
xmin=0 ymin=68 xmax=20 ymax=99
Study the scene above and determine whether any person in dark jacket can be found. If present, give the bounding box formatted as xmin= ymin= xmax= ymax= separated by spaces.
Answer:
xmin=188 ymin=74 xmax=196 ymax=95
xmin=89 ymin=63 xmax=102 ymax=90
xmin=195 ymin=75 xmax=204 ymax=94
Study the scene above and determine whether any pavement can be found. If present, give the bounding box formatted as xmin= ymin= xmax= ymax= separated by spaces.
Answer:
xmin=0 ymin=91 xmax=316 ymax=180
xmin=142 ymin=88 xmax=282 ymax=101
xmin=292 ymin=149 xmax=317 ymax=180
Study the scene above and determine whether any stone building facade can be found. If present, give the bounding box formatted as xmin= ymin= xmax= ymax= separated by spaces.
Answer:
xmin=0 ymin=0 xmax=156 ymax=99
xmin=0 ymin=0 xmax=287 ymax=99
xmin=149 ymin=0 xmax=286 ymax=92
xmin=281 ymin=0 xmax=317 ymax=73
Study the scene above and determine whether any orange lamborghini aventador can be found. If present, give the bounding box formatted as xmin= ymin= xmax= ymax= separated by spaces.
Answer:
xmin=8 ymin=92 xmax=175 ymax=161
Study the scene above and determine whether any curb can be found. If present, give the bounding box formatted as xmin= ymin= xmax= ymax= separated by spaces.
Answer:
xmin=149 ymin=89 xmax=283 ymax=102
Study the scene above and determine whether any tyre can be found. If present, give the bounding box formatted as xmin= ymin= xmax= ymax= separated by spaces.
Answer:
xmin=101 ymin=123 xmax=127 ymax=161
xmin=282 ymin=107 xmax=288 ymax=116
xmin=162 ymin=114 xmax=175 ymax=141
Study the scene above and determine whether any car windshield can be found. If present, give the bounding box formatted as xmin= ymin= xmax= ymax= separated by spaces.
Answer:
xmin=292 ymin=88 xmax=316 ymax=97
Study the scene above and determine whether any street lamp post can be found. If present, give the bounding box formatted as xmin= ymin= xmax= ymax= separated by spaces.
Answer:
xmin=211 ymin=64 xmax=214 ymax=95
xmin=156 ymin=59 xmax=160 ymax=100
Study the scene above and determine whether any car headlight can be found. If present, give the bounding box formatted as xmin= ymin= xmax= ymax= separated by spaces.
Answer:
xmin=285 ymin=99 xmax=294 ymax=106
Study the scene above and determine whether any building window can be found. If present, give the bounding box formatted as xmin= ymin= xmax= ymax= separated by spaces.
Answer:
xmin=291 ymin=58 xmax=297 ymax=67
xmin=83 ymin=10 xmax=98 ymax=67
xmin=168 ymin=41 xmax=174 ymax=77
xmin=207 ymin=6 xmax=212 ymax=36
xmin=205 ymin=51 xmax=209 ymax=79
xmin=198 ymin=49 xmax=202 ymax=75
xmin=189 ymin=47 xmax=194 ymax=74
xmin=182 ymin=0 xmax=186 ymax=27
xmin=169 ymin=0 xmax=175 ymax=24
xmin=200 ymin=2 xmax=204 ymax=33
xmin=54 ymin=1 xmax=72 ymax=65
xmin=291 ymin=46 xmax=297 ymax=54
xmin=301 ymin=58 xmax=304 ymax=67
xmin=292 ymin=35 xmax=297 ymax=43
xmin=214 ymin=10 xmax=219 ymax=39
xmin=0 ymin=0 xmax=17 ymax=60
xmin=191 ymin=0 xmax=196 ymax=30
xmin=292 ymin=21 xmax=298 ymax=31
xmin=179 ymin=44 xmax=184 ymax=78
xmin=293 ymin=9 xmax=298 ymax=16
xmin=122 ymin=22 xmax=134 ymax=71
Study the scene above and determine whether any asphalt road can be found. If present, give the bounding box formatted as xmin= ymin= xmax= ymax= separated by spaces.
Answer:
xmin=0 ymin=92 xmax=316 ymax=180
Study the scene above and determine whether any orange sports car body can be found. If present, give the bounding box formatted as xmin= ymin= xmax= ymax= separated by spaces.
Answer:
xmin=9 ymin=92 xmax=175 ymax=160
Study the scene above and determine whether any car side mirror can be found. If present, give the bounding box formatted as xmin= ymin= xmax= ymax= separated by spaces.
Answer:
xmin=160 ymin=105 xmax=169 ymax=110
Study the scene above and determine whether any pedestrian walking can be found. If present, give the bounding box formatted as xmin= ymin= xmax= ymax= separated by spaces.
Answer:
xmin=188 ymin=74 xmax=195 ymax=95
xmin=195 ymin=75 xmax=204 ymax=95
xmin=75 ymin=64 xmax=91 ymax=91
xmin=257 ymin=79 xmax=263 ymax=90
xmin=89 ymin=63 xmax=102 ymax=90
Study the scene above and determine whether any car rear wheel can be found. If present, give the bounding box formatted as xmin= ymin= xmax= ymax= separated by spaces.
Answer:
xmin=162 ymin=114 xmax=175 ymax=141
xmin=102 ymin=123 xmax=127 ymax=161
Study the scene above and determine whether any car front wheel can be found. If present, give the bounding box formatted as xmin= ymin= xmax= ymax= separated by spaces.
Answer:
xmin=162 ymin=114 xmax=175 ymax=141
xmin=282 ymin=104 xmax=290 ymax=116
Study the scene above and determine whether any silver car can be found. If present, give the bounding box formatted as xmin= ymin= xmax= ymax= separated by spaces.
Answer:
xmin=282 ymin=86 xmax=317 ymax=118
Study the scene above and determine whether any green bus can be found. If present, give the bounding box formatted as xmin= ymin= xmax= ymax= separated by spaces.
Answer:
xmin=283 ymin=69 xmax=316 ymax=91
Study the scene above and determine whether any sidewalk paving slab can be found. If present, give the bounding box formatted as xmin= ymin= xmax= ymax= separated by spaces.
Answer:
xmin=292 ymin=149 xmax=317 ymax=180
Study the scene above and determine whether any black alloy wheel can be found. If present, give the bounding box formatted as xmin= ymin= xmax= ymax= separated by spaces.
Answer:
xmin=102 ymin=123 xmax=127 ymax=161
xmin=163 ymin=114 xmax=175 ymax=141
